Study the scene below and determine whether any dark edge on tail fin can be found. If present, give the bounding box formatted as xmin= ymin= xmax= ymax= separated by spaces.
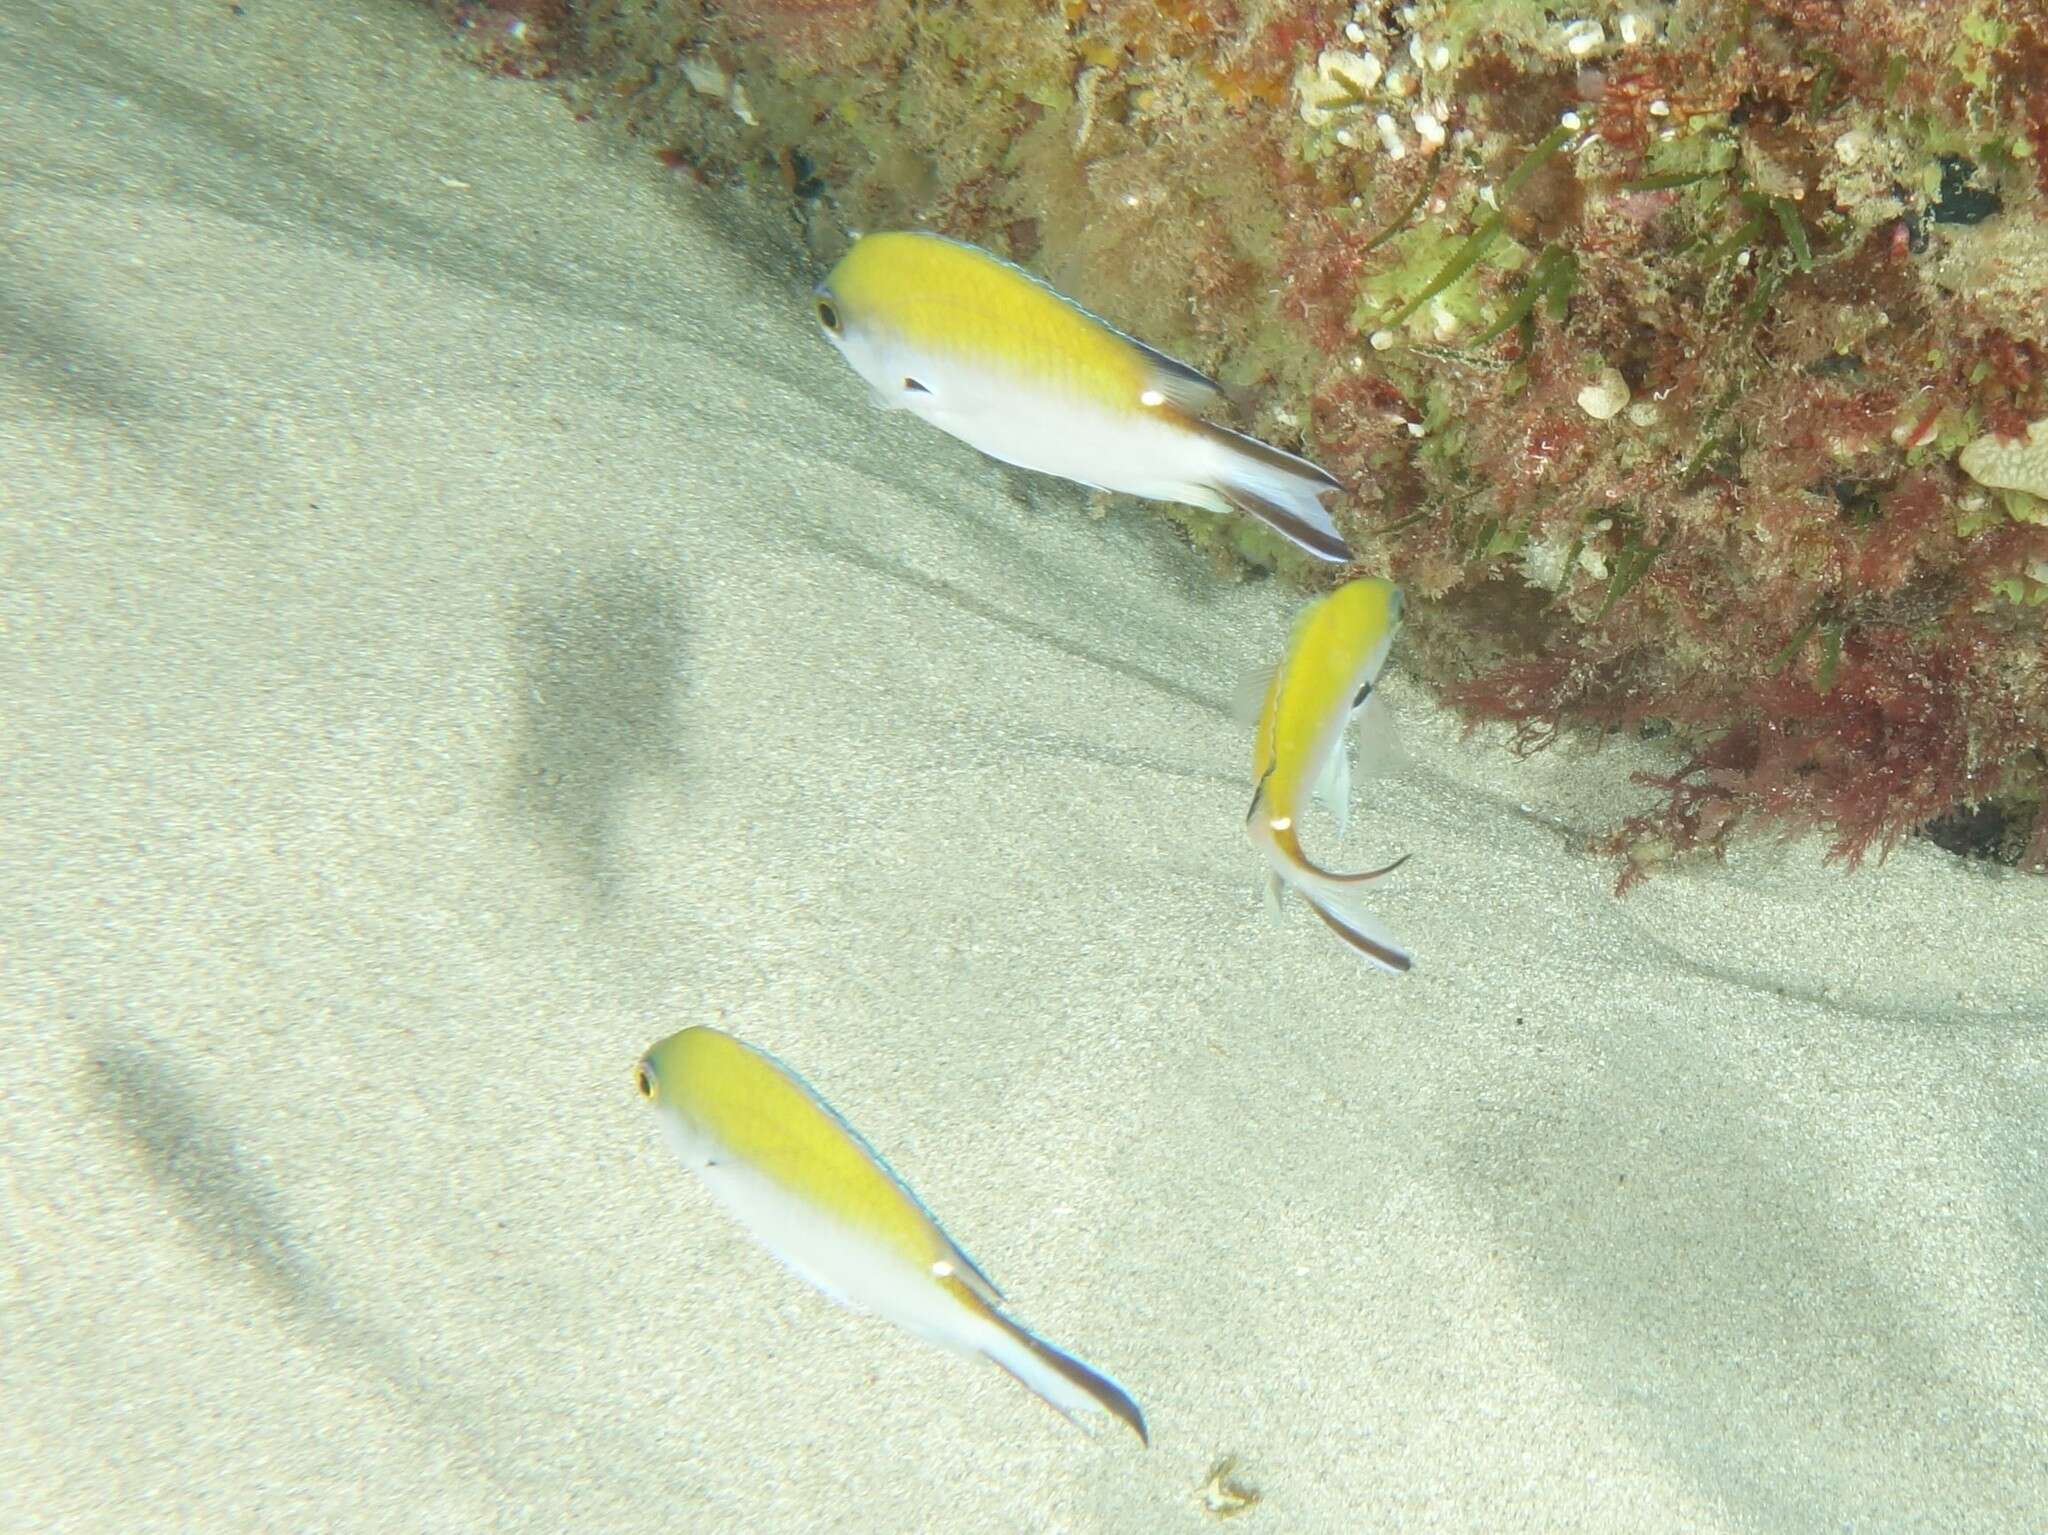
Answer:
xmin=1303 ymin=851 xmax=1412 ymax=886
xmin=991 ymin=1312 xmax=1150 ymax=1446
xmin=1188 ymin=417 xmax=1352 ymax=563
xmin=1215 ymin=480 xmax=1353 ymax=563
xmin=1192 ymin=416 xmax=1343 ymax=488
xmin=1304 ymin=893 xmax=1414 ymax=973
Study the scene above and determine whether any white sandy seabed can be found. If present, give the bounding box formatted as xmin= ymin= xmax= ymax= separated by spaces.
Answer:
xmin=2 ymin=2 xmax=2044 ymax=1530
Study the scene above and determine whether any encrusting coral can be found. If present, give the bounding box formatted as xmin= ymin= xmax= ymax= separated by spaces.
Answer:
xmin=432 ymin=0 xmax=2048 ymax=884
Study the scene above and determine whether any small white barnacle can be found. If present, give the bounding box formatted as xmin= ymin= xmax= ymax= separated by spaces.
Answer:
xmin=1576 ymin=367 xmax=1631 ymax=421
xmin=680 ymin=52 xmax=728 ymax=99
xmin=1295 ymin=48 xmax=1384 ymax=127
xmin=1561 ymin=18 xmax=1605 ymax=57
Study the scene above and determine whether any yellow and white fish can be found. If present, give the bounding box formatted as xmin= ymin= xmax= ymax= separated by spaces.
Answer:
xmin=635 ymin=1025 xmax=1148 ymax=1444
xmin=1246 ymin=577 xmax=1413 ymax=973
xmin=813 ymin=230 xmax=1354 ymax=564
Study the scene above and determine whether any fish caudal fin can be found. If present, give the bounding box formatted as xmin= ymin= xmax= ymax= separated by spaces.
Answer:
xmin=1298 ymin=876 xmax=1414 ymax=975
xmin=1254 ymin=820 xmax=1413 ymax=974
xmin=983 ymin=1309 xmax=1149 ymax=1446
xmin=1190 ymin=419 xmax=1353 ymax=564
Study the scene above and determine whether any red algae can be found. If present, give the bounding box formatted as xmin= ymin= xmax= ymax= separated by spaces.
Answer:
xmin=435 ymin=0 xmax=572 ymax=77
xmin=433 ymin=0 xmax=2048 ymax=884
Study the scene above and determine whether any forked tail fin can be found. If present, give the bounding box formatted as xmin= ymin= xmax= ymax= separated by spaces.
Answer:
xmin=982 ymin=1308 xmax=1149 ymax=1446
xmin=1253 ymin=818 xmax=1413 ymax=974
xmin=1191 ymin=418 xmax=1353 ymax=564
xmin=1298 ymin=878 xmax=1413 ymax=974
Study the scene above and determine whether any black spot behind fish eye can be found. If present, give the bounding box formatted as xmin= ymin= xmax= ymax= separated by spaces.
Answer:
xmin=816 ymin=298 xmax=840 ymax=332
xmin=903 ymin=377 xmax=931 ymax=394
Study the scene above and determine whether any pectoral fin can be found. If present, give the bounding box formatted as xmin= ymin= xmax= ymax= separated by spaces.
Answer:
xmin=1351 ymin=686 xmax=1407 ymax=780
xmin=1312 ymin=739 xmax=1352 ymax=844
xmin=1231 ymin=664 xmax=1279 ymax=727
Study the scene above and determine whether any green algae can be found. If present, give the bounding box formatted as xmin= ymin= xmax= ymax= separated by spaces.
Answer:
xmin=1375 ymin=121 xmax=1574 ymax=334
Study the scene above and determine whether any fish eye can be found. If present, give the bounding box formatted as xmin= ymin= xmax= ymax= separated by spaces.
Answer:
xmin=815 ymin=298 xmax=840 ymax=333
xmin=634 ymin=1063 xmax=656 ymax=1101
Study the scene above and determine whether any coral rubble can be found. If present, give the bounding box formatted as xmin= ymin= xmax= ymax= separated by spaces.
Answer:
xmin=451 ymin=0 xmax=2048 ymax=881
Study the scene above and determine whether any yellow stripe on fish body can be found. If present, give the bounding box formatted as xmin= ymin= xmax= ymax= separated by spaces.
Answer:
xmin=636 ymin=1025 xmax=1148 ymax=1443
xmin=1247 ymin=577 xmax=1413 ymax=974
xmin=1253 ymin=577 xmax=1405 ymax=825
xmin=642 ymin=1024 xmax=955 ymax=1278
xmin=822 ymin=231 xmax=1156 ymax=414
xmin=815 ymin=231 xmax=1355 ymax=563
